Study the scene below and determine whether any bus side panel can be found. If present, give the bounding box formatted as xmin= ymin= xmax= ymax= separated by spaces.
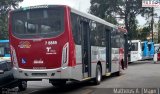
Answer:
xmin=91 ymin=46 xmax=98 ymax=78
xmin=71 ymin=45 xmax=83 ymax=81
xmin=90 ymin=46 xmax=106 ymax=78
xmin=67 ymin=7 xmax=82 ymax=80
xmin=143 ymin=42 xmax=149 ymax=60
xmin=66 ymin=6 xmax=76 ymax=67
xmin=111 ymin=48 xmax=120 ymax=73
xmin=119 ymin=48 xmax=124 ymax=70
xmin=150 ymin=43 xmax=154 ymax=58
xmin=130 ymin=40 xmax=142 ymax=62
xmin=99 ymin=47 xmax=106 ymax=76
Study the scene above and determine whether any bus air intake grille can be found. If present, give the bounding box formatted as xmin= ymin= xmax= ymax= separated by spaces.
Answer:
xmin=32 ymin=73 xmax=47 ymax=76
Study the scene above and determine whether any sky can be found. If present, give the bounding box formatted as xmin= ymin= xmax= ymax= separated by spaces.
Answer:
xmin=19 ymin=0 xmax=160 ymax=26
xmin=137 ymin=8 xmax=160 ymax=26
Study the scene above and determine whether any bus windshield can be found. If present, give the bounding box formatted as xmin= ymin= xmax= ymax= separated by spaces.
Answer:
xmin=131 ymin=43 xmax=138 ymax=51
xmin=148 ymin=44 xmax=151 ymax=51
xmin=0 ymin=43 xmax=10 ymax=55
xmin=12 ymin=7 xmax=64 ymax=38
xmin=141 ymin=43 xmax=144 ymax=51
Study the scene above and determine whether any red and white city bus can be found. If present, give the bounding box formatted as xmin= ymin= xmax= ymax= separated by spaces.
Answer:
xmin=8 ymin=5 xmax=128 ymax=87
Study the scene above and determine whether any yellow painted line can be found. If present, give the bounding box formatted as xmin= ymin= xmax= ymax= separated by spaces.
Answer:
xmin=82 ymin=77 xmax=91 ymax=81
xmin=105 ymin=73 xmax=111 ymax=76
xmin=28 ymin=90 xmax=39 ymax=94
xmin=82 ymin=89 xmax=93 ymax=94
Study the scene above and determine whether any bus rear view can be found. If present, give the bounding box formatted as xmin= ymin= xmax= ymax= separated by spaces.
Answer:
xmin=9 ymin=5 xmax=71 ymax=80
xmin=9 ymin=5 xmax=128 ymax=87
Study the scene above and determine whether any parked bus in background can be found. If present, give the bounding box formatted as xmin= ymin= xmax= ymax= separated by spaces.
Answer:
xmin=154 ymin=44 xmax=160 ymax=53
xmin=8 ymin=5 xmax=128 ymax=87
xmin=0 ymin=40 xmax=27 ymax=91
xmin=154 ymin=44 xmax=160 ymax=63
xmin=148 ymin=42 xmax=154 ymax=59
xmin=141 ymin=41 xmax=149 ymax=60
xmin=0 ymin=40 xmax=10 ymax=61
xmin=129 ymin=40 xmax=142 ymax=62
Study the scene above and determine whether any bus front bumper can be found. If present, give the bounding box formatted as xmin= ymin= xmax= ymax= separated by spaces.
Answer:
xmin=12 ymin=67 xmax=72 ymax=80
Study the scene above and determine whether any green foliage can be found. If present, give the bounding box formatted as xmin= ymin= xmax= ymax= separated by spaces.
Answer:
xmin=158 ymin=19 xmax=160 ymax=43
xmin=0 ymin=0 xmax=23 ymax=39
xmin=90 ymin=0 xmax=124 ymax=24
xmin=124 ymin=0 xmax=152 ymax=40
xmin=90 ymin=0 xmax=152 ymax=40
xmin=137 ymin=26 xmax=150 ymax=41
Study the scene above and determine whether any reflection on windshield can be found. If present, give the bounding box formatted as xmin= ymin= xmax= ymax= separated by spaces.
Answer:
xmin=148 ymin=44 xmax=151 ymax=51
xmin=12 ymin=7 xmax=64 ymax=38
xmin=131 ymin=43 xmax=138 ymax=51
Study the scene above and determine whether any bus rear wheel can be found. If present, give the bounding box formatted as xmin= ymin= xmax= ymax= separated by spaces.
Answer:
xmin=50 ymin=81 xmax=66 ymax=88
xmin=94 ymin=64 xmax=102 ymax=85
xmin=18 ymin=81 xmax=27 ymax=91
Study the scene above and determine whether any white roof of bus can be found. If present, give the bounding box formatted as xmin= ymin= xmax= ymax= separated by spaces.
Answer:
xmin=154 ymin=44 xmax=160 ymax=46
xmin=19 ymin=5 xmax=121 ymax=31
xmin=70 ymin=8 xmax=117 ymax=29
xmin=130 ymin=40 xmax=141 ymax=43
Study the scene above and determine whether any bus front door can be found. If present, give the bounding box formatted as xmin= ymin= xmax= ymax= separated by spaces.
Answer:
xmin=106 ymin=29 xmax=111 ymax=73
xmin=81 ymin=21 xmax=91 ymax=79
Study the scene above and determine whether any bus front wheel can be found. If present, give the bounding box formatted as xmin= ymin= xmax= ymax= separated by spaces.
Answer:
xmin=94 ymin=64 xmax=102 ymax=85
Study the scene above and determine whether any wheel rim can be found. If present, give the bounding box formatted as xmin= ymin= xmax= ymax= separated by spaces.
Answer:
xmin=22 ymin=81 xmax=27 ymax=88
xmin=97 ymin=68 xmax=101 ymax=82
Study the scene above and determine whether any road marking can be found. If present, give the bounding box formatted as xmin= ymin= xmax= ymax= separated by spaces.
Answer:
xmin=106 ymin=73 xmax=111 ymax=76
xmin=82 ymin=89 xmax=93 ymax=94
xmin=26 ymin=90 xmax=39 ymax=94
xmin=82 ymin=77 xmax=91 ymax=81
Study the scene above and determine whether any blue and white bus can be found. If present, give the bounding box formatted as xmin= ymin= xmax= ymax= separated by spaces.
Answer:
xmin=148 ymin=42 xmax=154 ymax=59
xmin=154 ymin=44 xmax=160 ymax=53
xmin=129 ymin=40 xmax=142 ymax=62
xmin=141 ymin=41 xmax=149 ymax=60
xmin=0 ymin=40 xmax=10 ymax=61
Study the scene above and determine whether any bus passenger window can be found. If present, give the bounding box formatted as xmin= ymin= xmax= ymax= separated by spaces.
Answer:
xmin=27 ymin=22 xmax=36 ymax=33
xmin=131 ymin=43 xmax=138 ymax=51
xmin=15 ymin=20 xmax=25 ymax=34
xmin=41 ymin=25 xmax=52 ymax=33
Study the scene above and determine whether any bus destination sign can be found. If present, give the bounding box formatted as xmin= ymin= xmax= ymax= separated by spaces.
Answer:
xmin=142 ymin=0 xmax=160 ymax=7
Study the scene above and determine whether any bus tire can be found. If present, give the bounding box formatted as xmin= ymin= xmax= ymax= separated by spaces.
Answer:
xmin=115 ymin=71 xmax=121 ymax=76
xmin=51 ymin=81 xmax=66 ymax=88
xmin=18 ymin=81 xmax=27 ymax=91
xmin=94 ymin=64 xmax=102 ymax=85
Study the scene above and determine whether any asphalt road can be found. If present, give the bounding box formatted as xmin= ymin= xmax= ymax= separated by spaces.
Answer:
xmin=14 ymin=61 xmax=160 ymax=94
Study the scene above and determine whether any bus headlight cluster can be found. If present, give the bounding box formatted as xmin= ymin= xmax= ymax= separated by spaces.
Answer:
xmin=61 ymin=43 xmax=69 ymax=66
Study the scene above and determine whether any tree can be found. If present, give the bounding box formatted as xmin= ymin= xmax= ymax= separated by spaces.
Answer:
xmin=137 ymin=26 xmax=150 ymax=41
xmin=124 ymin=0 xmax=153 ymax=40
xmin=0 ymin=0 xmax=23 ymax=39
xmin=158 ymin=18 xmax=160 ymax=43
xmin=90 ymin=0 xmax=124 ymax=24
xmin=90 ymin=0 xmax=153 ymax=40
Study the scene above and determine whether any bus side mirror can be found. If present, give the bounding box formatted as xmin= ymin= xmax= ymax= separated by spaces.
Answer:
xmin=0 ymin=70 xmax=4 ymax=74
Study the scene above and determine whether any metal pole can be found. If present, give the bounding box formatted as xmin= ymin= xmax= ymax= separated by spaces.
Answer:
xmin=151 ymin=7 xmax=154 ymax=42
